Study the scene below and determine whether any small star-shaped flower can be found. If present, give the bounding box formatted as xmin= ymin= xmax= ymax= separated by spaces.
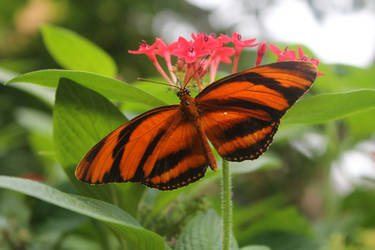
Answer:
xmin=128 ymin=40 xmax=159 ymax=62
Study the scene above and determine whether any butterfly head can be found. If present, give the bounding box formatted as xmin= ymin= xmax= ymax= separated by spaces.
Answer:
xmin=177 ymin=88 xmax=191 ymax=99
xmin=177 ymin=88 xmax=199 ymax=119
xmin=177 ymin=88 xmax=194 ymax=108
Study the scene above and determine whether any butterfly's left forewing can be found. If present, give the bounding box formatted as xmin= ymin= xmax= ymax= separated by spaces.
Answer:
xmin=76 ymin=105 xmax=179 ymax=184
xmin=197 ymin=61 xmax=317 ymax=161
xmin=76 ymin=105 xmax=210 ymax=190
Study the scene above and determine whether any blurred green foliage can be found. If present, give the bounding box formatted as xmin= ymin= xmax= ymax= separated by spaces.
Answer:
xmin=1 ymin=1 xmax=375 ymax=250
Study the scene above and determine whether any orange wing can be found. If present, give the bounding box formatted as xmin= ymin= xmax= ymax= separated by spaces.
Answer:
xmin=196 ymin=61 xmax=317 ymax=161
xmin=76 ymin=105 xmax=210 ymax=190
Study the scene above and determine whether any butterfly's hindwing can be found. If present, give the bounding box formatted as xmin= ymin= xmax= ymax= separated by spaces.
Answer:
xmin=141 ymin=116 xmax=210 ymax=190
xmin=199 ymin=106 xmax=280 ymax=161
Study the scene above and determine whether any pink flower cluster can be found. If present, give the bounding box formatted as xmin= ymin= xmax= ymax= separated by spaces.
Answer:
xmin=269 ymin=44 xmax=324 ymax=76
xmin=129 ymin=32 xmax=322 ymax=90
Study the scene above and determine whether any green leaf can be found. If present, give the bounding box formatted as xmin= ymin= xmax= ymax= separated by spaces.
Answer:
xmin=0 ymin=67 xmax=17 ymax=83
xmin=114 ymin=183 xmax=145 ymax=217
xmin=53 ymin=78 xmax=144 ymax=216
xmin=6 ymin=70 xmax=166 ymax=108
xmin=283 ymin=89 xmax=375 ymax=124
xmin=41 ymin=25 xmax=117 ymax=77
xmin=175 ymin=210 xmax=238 ymax=250
xmin=0 ymin=176 xmax=165 ymax=250
xmin=149 ymin=170 xmax=220 ymax=218
xmin=122 ymin=80 xmax=180 ymax=113
xmin=313 ymin=63 xmax=375 ymax=93
xmin=346 ymin=109 xmax=375 ymax=138
xmin=233 ymin=195 xmax=287 ymax=232
xmin=241 ymin=246 xmax=271 ymax=250
xmin=236 ymin=206 xmax=311 ymax=243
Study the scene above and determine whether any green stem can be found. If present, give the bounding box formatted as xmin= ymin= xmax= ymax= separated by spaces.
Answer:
xmin=322 ymin=122 xmax=341 ymax=219
xmin=221 ymin=159 xmax=232 ymax=250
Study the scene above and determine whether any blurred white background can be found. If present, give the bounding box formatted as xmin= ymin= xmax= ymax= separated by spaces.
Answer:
xmin=154 ymin=0 xmax=375 ymax=67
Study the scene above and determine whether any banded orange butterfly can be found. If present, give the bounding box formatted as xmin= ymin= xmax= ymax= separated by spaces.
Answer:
xmin=75 ymin=61 xmax=317 ymax=190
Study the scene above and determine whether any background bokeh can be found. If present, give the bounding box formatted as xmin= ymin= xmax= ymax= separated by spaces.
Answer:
xmin=1 ymin=0 xmax=375 ymax=249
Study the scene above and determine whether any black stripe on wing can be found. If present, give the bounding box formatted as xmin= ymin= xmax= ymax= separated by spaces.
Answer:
xmin=143 ymin=164 xmax=208 ymax=190
xmin=110 ymin=105 xmax=177 ymax=182
xmin=148 ymin=148 xmax=192 ymax=178
xmin=129 ymin=127 xmax=168 ymax=181
xmin=197 ymin=61 xmax=316 ymax=106
xmin=213 ymin=118 xmax=274 ymax=144
xmin=200 ymin=98 xmax=285 ymax=120
xmin=221 ymin=121 xmax=280 ymax=161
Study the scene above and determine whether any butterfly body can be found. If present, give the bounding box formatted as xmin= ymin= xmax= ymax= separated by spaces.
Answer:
xmin=178 ymin=90 xmax=218 ymax=171
xmin=76 ymin=61 xmax=317 ymax=190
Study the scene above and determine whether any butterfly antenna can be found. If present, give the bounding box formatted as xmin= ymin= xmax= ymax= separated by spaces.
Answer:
xmin=137 ymin=78 xmax=179 ymax=89
xmin=176 ymin=77 xmax=182 ymax=88
xmin=183 ymin=56 xmax=208 ymax=89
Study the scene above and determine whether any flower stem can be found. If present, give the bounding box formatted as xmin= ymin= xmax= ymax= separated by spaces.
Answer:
xmin=232 ymin=54 xmax=239 ymax=74
xmin=221 ymin=159 xmax=232 ymax=250
xmin=152 ymin=58 xmax=175 ymax=86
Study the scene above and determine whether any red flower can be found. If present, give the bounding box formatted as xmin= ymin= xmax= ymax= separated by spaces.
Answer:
xmin=129 ymin=39 xmax=175 ymax=85
xmin=219 ymin=34 xmax=232 ymax=44
xmin=256 ymin=41 xmax=267 ymax=66
xmin=231 ymin=32 xmax=257 ymax=56
xmin=269 ymin=43 xmax=297 ymax=61
xmin=192 ymin=33 xmax=213 ymax=47
xmin=298 ymin=45 xmax=307 ymax=60
xmin=270 ymin=44 xmax=324 ymax=76
xmin=155 ymin=38 xmax=178 ymax=82
xmin=209 ymin=46 xmax=235 ymax=83
xmin=155 ymin=38 xmax=170 ymax=59
xmin=231 ymin=32 xmax=257 ymax=73
xmin=212 ymin=47 xmax=235 ymax=64
xmin=172 ymin=37 xmax=209 ymax=64
xmin=129 ymin=32 xmax=324 ymax=88
xmin=297 ymin=46 xmax=324 ymax=75
xmin=128 ymin=40 xmax=158 ymax=62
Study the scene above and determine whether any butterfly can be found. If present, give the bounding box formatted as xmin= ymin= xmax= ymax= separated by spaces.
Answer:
xmin=75 ymin=61 xmax=317 ymax=190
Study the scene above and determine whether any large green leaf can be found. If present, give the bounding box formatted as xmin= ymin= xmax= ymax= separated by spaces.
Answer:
xmin=175 ymin=210 xmax=238 ymax=250
xmin=0 ymin=176 xmax=165 ymax=250
xmin=283 ymin=89 xmax=375 ymax=124
xmin=53 ymin=78 xmax=144 ymax=216
xmin=41 ymin=25 xmax=117 ymax=77
xmin=6 ymin=70 xmax=166 ymax=108
xmin=313 ymin=63 xmax=375 ymax=93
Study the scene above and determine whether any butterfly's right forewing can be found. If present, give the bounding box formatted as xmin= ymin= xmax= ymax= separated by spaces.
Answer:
xmin=197 ymin=61 xmax=317 ymax=161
